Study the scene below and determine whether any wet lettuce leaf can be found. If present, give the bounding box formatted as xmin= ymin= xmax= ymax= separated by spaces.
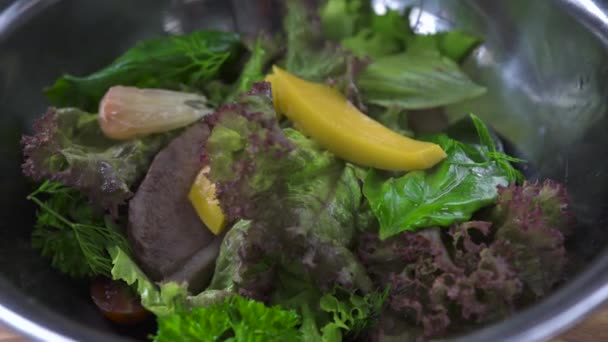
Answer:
xmin=364 ymin=114 xmax=521 ymax=239
xmin=45 ymin=31 xmax=244 ymax=112
xmin=21 ymin=108 xmax=172 ymax=215
xmin=357 ymin=47 xmax=486 ymax=109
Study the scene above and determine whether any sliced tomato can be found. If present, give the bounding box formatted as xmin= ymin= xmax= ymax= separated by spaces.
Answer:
xmin=90 ymin=277 xmax=150 ymax=325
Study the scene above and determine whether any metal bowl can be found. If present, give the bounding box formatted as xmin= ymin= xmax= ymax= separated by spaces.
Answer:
xmin=0 ymin=0 xmax=607 ymax=341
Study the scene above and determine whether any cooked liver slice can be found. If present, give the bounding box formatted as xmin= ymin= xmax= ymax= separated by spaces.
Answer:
xmin=128 ymin=122 xmax=218 ymax=291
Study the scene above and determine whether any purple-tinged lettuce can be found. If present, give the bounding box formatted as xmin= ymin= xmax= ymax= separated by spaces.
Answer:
xmin=358 ymin=181 xmax=572 ymax=338
xmin=203 ymin=82 xmax=372 ymax=298
xmin=22 ymin=108 xmax=172 ymax=215
xmin=490 ymin=180 xmax=572 ymax=296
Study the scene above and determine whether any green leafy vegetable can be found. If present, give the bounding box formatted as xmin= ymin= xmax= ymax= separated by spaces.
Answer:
xmin=490 ymin=180 xmax=572 ymax=296
xmin=204 ymin=82 xmax=372 ymax=297
xmin=357 ymin=48 xmax=486 ymax=109
xmin=108 ymin=246 xmax=188 ymax=317
xmin=341 ymin=10 xmax=411 ymax=58
xmin=319 ymin=0 xmax=369 ymax=41
xmin=28 ymin=181 xmax=130 ymax=278
xmin=407 ymin=31 xmax=481 ymax=63
xmin=318 ymin=287 xmax=388 ymax=341
xmin=226 ymin=35 xmax=282 ymax=101
xmin=45 ymin=31 xmax=244 ymax=112
xmin=364 ymin=114 xmax=522 ymax=239
xmin=154 ymin=295 xmax=301 ymax=342
xmin=284 ymin=0 xmax=347 ymax=81
xmin=21 ymin=107 xmax=173 ymax=215
xmin=359 ymin=225 xmax=523 ymax=338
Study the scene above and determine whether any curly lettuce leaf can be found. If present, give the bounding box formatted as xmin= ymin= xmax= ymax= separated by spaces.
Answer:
xmin=358 ymin=180 xmax=571 ymax=337
xmin=490 ymin=180 xmax=572 ymax=296
xmin=45 ymin=31 xmax=244 ymax=112
xmin=21 ymin=108 xmax=172 ymax=215
xmin=108 ymin=246 xmax=188 ymax=317
xmin=154 ymin=295 xmax=301 ymax=342
xmin=358 ymin=226 xmax=523 ymax=338
xmin=28 ymin=181 xmax=130 ymax=278
xmin=318 ymin=286 xmax=388 ymax=341
xmin=204 ymin=82 xmax=372 ymax=298
xmin=270 ymin=268 xmax=386 ymax=342
xmin=364 ymin=114 xmax=521 ymax=239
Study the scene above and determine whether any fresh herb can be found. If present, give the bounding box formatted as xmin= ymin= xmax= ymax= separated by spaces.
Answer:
xmin=364 ymin=114 xmax=522 ymax=239
xmin=28 ymin=181 xmax=130 ymax=278
xmin=21 ymin=107 xmax=173 ymax=215
xmin=154 ymin=295 xmax=301 ymax=342
xmin=45 ymin=31 xmax=244 ymax=112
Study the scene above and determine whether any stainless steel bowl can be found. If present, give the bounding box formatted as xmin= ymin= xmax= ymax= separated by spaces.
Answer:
xmin=1 ymin=0 xmax=607 ymax=341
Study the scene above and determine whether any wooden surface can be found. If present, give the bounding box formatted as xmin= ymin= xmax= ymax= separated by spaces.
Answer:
xmin=0 ymin=308 xmax=607 ymax=341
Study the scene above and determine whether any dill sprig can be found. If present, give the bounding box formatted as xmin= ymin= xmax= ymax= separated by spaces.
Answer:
xmin=28 ymin=181 xmax=131 ymax=278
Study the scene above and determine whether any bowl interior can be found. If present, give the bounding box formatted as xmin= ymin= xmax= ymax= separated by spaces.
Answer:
xmin=0 ymin=0 xmax=607 ymax=340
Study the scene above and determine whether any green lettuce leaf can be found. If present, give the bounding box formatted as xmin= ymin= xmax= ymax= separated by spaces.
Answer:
xmin=108 ymin=246 xmax=188 ymax=317
xmin=319 ymin=0 xmax=369 ymax=41
xmin=407 ymin=30 xmax=481 ymax=63
xmin=364 ymin=114 xmax=522 ymax=239
xmin=341 ymin=10 xmax=411 ymax=58
xmin=357 ymin=48 xmax=486 ymax=109
xmin=21 ymin=108 xmax=173 ymax=215
xmin=45 ymin=30 xmax=244 ymax=112
xmin=154 ymin=295 xmax=301 ymax=342
xmin=284 ymin=0 xmax=348 ymax=81
xmin=226 ymin=35 xmax=282 ymax=101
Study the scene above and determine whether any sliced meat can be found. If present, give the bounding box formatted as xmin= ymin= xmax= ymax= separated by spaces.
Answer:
xmin=128 ymin=122 xmax=218 ymax=291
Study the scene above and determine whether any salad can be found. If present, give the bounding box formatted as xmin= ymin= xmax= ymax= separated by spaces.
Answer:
xmin=20 ymin=1 xmax=573 ymax=341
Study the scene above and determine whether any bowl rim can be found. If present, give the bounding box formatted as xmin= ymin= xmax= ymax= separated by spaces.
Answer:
xmin=1 ymin=0 xmax=608 ymax=341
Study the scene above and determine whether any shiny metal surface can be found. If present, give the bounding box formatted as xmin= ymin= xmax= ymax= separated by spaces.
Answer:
xmin=0 ymin=0 xmax=607 ymax=341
